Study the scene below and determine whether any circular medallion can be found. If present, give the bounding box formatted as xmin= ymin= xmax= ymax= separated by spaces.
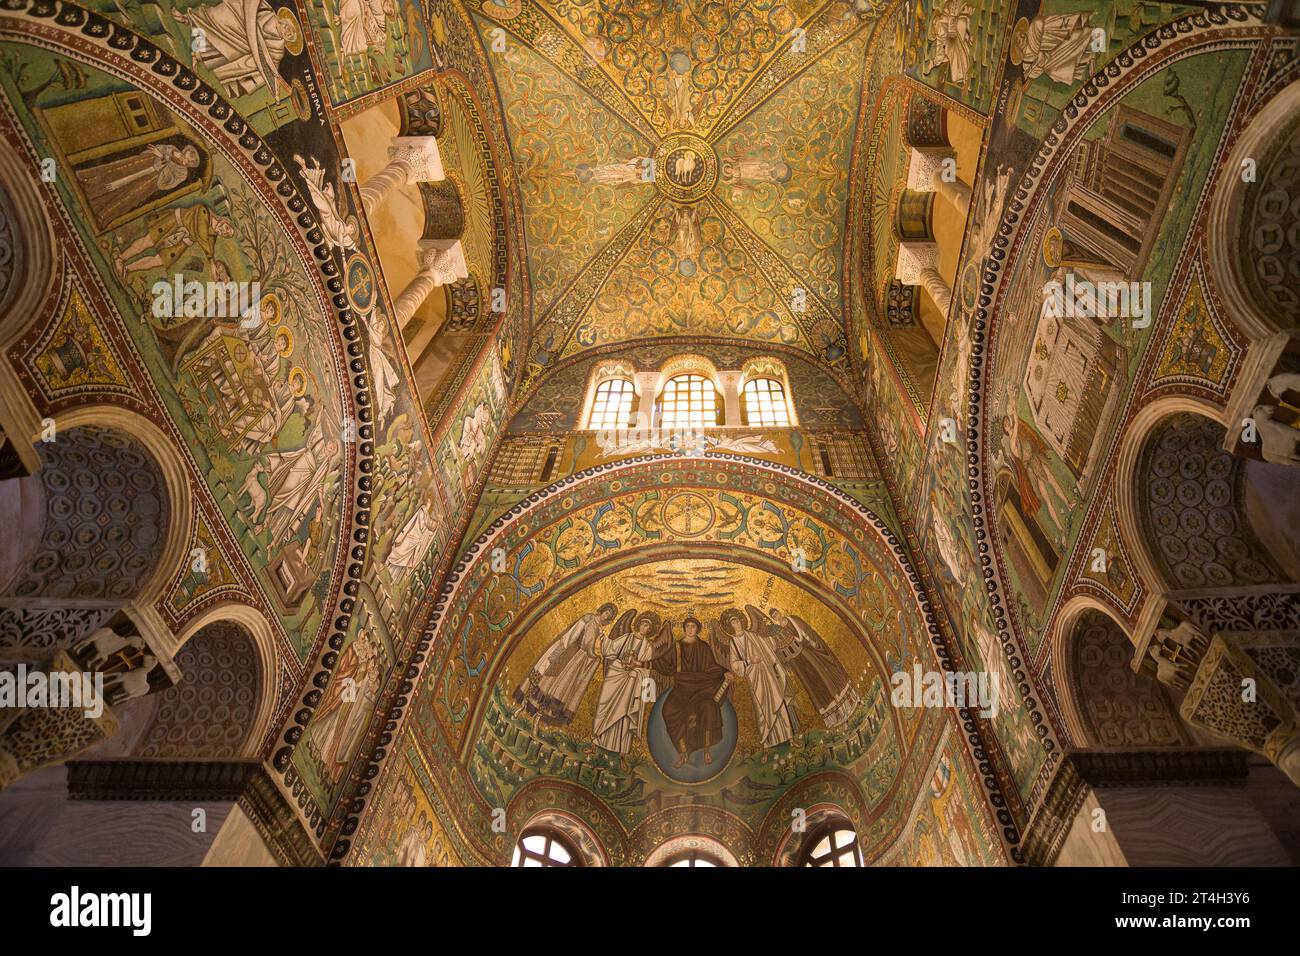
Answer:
xmin=345 ymin=253 xmax=375 ymax=315
xmin=661 ymin=491 xmax=716 ymax=537
xmin=653 ymin=132 xmax=718 ymax=204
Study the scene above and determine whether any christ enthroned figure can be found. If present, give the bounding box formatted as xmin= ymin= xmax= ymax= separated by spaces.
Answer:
xmin=650 ymin=616 xmax=732 ymax=767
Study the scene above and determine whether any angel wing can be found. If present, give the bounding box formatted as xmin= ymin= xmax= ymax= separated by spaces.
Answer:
xmin=611 ymin=608 xmax=637 ymax=640
xmin=649 ymin=620 xmax=676 ymax=682
xmin=649 ymin=620 xmax=674 ymax=658
xmin=745 ymin=604 xmax=776 ymax=636
xmin=710 ymin=619 xmax=733 ymax=672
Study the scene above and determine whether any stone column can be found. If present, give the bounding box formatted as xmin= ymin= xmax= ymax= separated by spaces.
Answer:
xmin=359 ymin=135 xmax=444 ymax=215
xmin=906 ymin=146 xmax=972 ymax=217
xmin=393 ymin=239 xmax=469 ymax=328
xmin=895 ymin=241 xmax=952 ymax=321
xmin=717 ymin=370 xmax=743 ymax=428
xmin=632 ymin=372 xmax=660 ymax=430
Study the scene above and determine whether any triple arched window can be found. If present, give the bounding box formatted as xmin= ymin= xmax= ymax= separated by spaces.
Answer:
xmin=581 ymin=359 xmax=796 ymax=430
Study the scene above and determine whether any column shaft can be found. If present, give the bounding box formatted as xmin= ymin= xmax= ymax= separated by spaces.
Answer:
xmin=359 ymin=160 xmax=412 ymax=214
xmin=919 ymin=266 xmax=952 ymax=320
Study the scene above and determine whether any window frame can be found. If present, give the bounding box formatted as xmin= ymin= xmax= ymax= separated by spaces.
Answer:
xmin=740 ymin=376 xmax=791 ymax=427
xmin=587 ymin=377 xmax=636 ymax=430
xmin=657 ymin=373 xmax=719 ymax=429
xmin=663 ymin=849 xmax=724 ymax=867
xmin=798 ymin=820 xmax=863 ymax=867
xmin=510 ymin=826 xmax=583 ymax=868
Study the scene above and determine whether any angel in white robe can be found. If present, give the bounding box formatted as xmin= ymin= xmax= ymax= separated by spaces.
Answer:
xmin=574 ymin=159 xmax=650 ymax=186
xmin=719 ymin=608 xmax=795 ymax=748
xmin=294 ymin=153 xmax=357 ymax=252
xmin=456 ymin=402 xmax=491 ymax=488
xmin=592 ymin=611 xmax=660 ymax=754
xmin=668 ymin=69 xmax=695 ymax=128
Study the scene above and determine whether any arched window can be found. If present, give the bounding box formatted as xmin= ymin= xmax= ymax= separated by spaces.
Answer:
xmin=659 ymin=374 xmax=718 ymax=429
xmin=799 ymin=821 xmax=862 ymax=867
xmin=645 ymin=835 xmax=738 ymax=867
xmin=741 ymin=377 xmax=791 ymax=426
xmin=588 ymin=378 xmax=634 ymax=430
xmin=666 ymin=850 xmax=722 ymax=867
xmin=510 ymin=827 xmax=581 ymax=867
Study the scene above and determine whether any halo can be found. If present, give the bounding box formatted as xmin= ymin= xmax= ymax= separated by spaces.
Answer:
xmin=1042 ymin=226 xmax=1063 ymax=268
xmin=274 ymin=325 xmax=295 ymax=357
xmin=277 ymin=8 xmax=304 ymax=56
xmin=718 ymin=607 xmax=746 ymax=629
xmin=1008 ymin=18 xmax=1030 ymax=67
xmin=260 ymin=291 xmax=282 ymax=327
xmin=289 ymin=365 xmax=308 ymax=396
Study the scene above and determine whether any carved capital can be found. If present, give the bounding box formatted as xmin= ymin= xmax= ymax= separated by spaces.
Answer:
xmin=905 ymin=146 xmax=956 ymax=192
xmin=1180 ymin=630 xmax=1300 ymax=785
xmin=416 ymin=240 xmax=469 ymax=286
xmin=388 ymin=135 xmax=444 ymax=184
xmin=0 ymin=651 xmax=120 ymax=791
xmin=894 ymin=241 xmax=939 ymax=285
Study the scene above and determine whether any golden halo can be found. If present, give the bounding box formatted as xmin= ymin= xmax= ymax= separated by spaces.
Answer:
xmin=275 ymin=326 xmax=295 ymax=357
xmin=289 ymin=365 xmax=308 ymax=396
xmin=259 ymin=291 xmax=282 ymax=327
xmin=277 ymin=8 xmax=304 ymax=56
xmin=1009 ymin=18 xmax=1030 ymax=67
xmin=1042 ymin=226 xmax=1063 ymax=268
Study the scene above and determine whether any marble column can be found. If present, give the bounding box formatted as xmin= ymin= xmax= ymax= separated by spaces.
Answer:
xmin=633 ymin=372 xmax=660 ymax=430
xmin=359 ymin=135 xmax=445 ymax=215
xmin=393 ymin=240 xmax=469 ymax=328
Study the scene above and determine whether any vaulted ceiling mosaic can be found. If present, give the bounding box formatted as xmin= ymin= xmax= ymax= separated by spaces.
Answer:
xmin=466 ymin=0 xmax=877 ymax=392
